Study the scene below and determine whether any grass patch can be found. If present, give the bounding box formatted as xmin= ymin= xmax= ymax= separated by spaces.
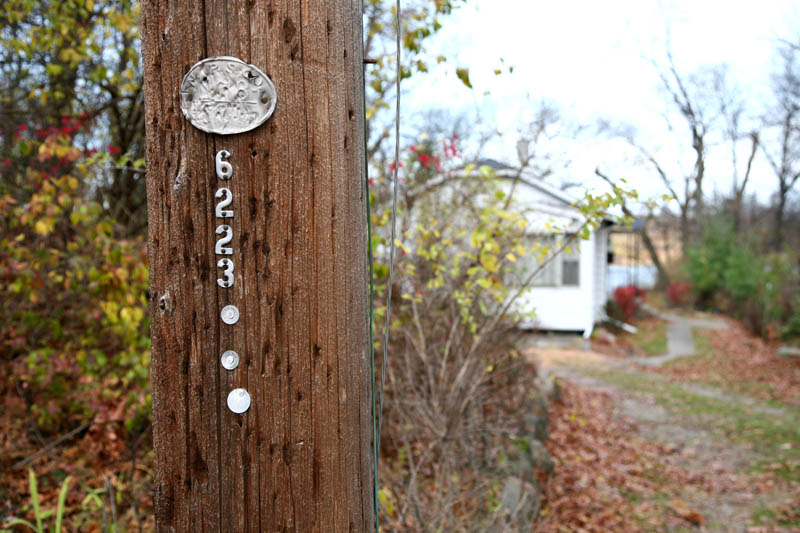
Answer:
xmin=580 ymin=367 xmax=800 ymax=481
xmin=691 ymin=327 xmax=711 ymax=353
xmin=752 ymin=504 xmax=800 ymax=528
xmin=629 ymin=318 xmax=668 ymax=355
xmin=645 ymin=291 xmax=668 ymax=311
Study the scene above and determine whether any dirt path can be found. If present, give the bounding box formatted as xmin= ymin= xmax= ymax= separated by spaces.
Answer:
xmin=527 ymin=344 xmax=800 ymax=532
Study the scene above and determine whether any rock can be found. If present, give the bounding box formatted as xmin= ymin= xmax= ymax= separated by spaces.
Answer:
xmin=523 ymin=413 xmax=549 ymax=443
xmin=502 ymin=436 xmax=553 ymax=487
xmin=549 ymin=376 xmax=562 ymax=404
xmin=488 ymin=476 xmax=541 ymax=532
xmin=778 ymin=345 xmax=800 ymax=360
xmin=534 ymin=372 xmax=562 ymax=405
xmin=500 ymin=476 xmax=524 ymax=510
xmin=528 ymin=439 xmax=554 ymax=476
xmin=594 ymin=326 xmax=617 ymax=344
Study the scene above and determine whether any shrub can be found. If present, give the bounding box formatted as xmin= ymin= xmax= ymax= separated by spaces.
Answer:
xmin=666 ymin=281 xmax=692 ymax=306
xmin=604 ymin=298 xmax=624 ymax=323
xmin=373 ymin=161 xmax=534 ymax=529
xmin=784 ymin=297 xmax=800 ymax=340
xmin=612 ymin=285 xmax=646 ymax=322
xmin=1 ymin=127 xmax=150 ymax=435
xmin=722 ymin=244 xmax=761 ymax=303
xmin=685 ymin=216 xmax=800 ymax=339
xmin=370 ymin=140 xmax=627 ymax=528
xmin=685 ymin=217 xmax=735 ymax=303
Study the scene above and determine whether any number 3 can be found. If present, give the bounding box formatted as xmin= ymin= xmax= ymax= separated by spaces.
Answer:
xmin=215 ymin=225 xmax=233 ymax=255
xmin=217 ymin=258 xmax=234 ymax=288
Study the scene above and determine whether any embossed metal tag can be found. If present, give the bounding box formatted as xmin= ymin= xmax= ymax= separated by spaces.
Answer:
xmin=180 ymin=56 xmax=277 ymax=135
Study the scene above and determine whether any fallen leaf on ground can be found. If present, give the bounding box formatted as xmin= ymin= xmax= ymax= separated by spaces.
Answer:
xmin=670 ymin=498 xmax=705 ymax=526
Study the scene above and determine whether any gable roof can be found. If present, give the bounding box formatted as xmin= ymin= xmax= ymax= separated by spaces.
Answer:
xmin=459 ymin=158 xmax=577 ymax=206
xmin=457 ymin=159 xmax=616 ymax=232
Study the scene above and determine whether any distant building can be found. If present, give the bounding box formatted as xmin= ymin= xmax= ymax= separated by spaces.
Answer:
xmin=465 ymin=160 xmax=615 ymax=337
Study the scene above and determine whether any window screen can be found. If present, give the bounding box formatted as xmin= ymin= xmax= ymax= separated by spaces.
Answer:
xmin=522 ymin=236 xmax=557 ymax=287
xmin=562 ymin=258 xmax=579 ymax=286
xmin=513 ymin=235 xmax=579 ymax=287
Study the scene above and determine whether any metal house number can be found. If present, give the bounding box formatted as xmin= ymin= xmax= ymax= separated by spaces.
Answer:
xmin=213 ymin=149 xmax=250 ymax=414
xmin=180 ymin=56 xmax=277 ymax=416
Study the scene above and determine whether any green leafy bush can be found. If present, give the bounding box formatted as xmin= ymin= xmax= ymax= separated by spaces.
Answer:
xmin=685 ymin=217 xmax=735 ymax=300
xmin=784 ymin=297 xmax=800 ymax=340
xmin=685 ymin=216 xmax=800 ymax=339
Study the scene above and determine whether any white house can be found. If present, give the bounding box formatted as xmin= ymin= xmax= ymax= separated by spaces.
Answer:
xmin=475 ymin=160 xmax=614 ymax=337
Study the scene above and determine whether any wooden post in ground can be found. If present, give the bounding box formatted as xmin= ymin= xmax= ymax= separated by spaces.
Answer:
xmin=141 ymin=1 xmax=373 ymax=530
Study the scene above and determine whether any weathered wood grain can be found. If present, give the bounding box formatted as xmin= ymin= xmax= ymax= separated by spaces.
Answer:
xmin=141 ymin=0 xmax=372 ymax=530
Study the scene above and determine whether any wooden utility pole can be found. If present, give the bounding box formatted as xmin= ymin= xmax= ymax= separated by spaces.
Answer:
xmin=141 ymin=1 xmax=373 ymax=530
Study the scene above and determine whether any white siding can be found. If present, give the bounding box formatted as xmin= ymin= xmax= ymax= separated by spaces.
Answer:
xmin=515 ymin=232 xmax=596 ymax=334
xmin=592 ymin=227 xmax=609 ymax=324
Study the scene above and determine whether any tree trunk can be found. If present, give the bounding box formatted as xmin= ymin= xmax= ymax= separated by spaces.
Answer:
xmin=639 ymin=222 xmax=671 ymax=289
xmin=692 ymin=132 xmax=705 ymax=245
xmin=680 ymin=208 xmax=690 ymax=255
xmin=141 ymin=1 xmax=374 ymax=530
xmin=775 ymin=187 xmax=787 ymax=250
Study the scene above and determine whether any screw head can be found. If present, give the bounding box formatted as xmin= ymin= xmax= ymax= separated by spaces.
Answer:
xmin=221 ymin=350 xmax=239 ymax=370
xmin=221 ymin=305 xmax=239 ymax=325
xmin=227 ymin=388 xmax=251 ymax=414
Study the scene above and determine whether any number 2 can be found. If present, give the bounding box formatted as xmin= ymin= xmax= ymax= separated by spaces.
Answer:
xmin=215 ymin=187 xmax=233 ymax=218
xmin=217 ymin=258 xmax=234 ymax=288
xmin=215 ymin=225 xmax=233 ymax=255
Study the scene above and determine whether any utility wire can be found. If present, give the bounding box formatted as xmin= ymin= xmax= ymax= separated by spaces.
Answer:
xmin=368 ymin=2 xmax=401 ymax=530
xmin=377 ymin=0 xmax=401 ymax=461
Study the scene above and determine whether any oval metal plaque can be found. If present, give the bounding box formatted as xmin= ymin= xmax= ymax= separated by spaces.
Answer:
xmin=180 ymin=56 xmax=277 ymax=135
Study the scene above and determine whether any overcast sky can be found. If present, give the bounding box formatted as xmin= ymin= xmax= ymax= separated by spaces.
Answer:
xmin=403 ymin=0 xmax=800 ymax=205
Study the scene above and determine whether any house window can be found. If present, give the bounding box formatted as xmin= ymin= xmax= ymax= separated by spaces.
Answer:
xmin=562 ymin=257 xmax=580 ymax=286
xmin=532 ymin=255 xmax=558 ymax=286
xmin=514 ymin=235 xmax=580 ymax=288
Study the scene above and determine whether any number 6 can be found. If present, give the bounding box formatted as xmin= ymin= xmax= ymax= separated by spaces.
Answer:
xmin=215 ymin=225 xmax=233 ymax=255
xmin=216 ymin=150 xmax=232 ymax=180
xmin=217 ymin=258 xmax=234 ymax=288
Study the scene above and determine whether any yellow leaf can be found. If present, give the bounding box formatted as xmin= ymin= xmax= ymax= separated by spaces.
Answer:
xmin=378 ymin=488 xmax=394 ymax=516
xmin=34 ymin=219 xmax=52 ymax=236
xmin=505 ymin=253 xmax=517 ymax=263
xmin=456 ymin=67 xmax=472 ymax=89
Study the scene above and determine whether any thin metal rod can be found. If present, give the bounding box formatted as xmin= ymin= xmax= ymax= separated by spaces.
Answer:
xmin=377 ymin=0 xmax=401 ymax=454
